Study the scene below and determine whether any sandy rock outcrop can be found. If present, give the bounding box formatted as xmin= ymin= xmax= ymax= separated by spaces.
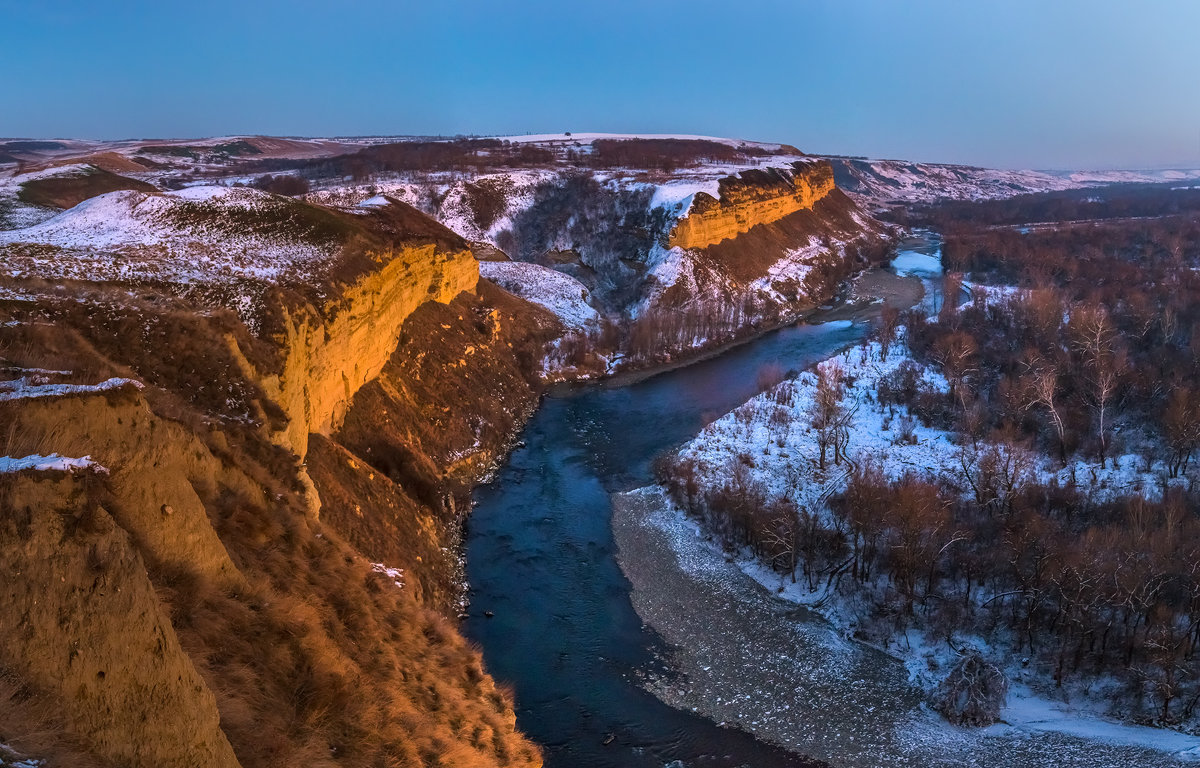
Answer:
xmin=240 ymin=243 xmax=479 ymax=461
xmin=669 ymin=161 xmax=837 ymax=249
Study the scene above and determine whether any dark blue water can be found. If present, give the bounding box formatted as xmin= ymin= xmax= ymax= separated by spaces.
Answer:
xmin=463 ymin=318 xmax=868 ymax=768
xmin=463 ymin=232 xmax=944 ymax=768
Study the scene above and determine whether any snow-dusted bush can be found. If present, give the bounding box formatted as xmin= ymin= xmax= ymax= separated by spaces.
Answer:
xmin=935 ymin=653 xmax=1009 ymax=727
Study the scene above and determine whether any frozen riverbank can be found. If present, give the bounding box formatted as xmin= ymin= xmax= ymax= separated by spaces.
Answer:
xmin=612 ymin=486 xmax=1200 ymax=767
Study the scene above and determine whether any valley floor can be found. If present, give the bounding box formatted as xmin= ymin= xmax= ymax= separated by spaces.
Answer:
xmin=613 ymin=486 xmax=1200 ymax=767
xmin=608 ymin=239 xmax=1200 ymax=766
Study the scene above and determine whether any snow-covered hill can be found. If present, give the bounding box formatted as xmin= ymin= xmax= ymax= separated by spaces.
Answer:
xmin=830 ymin=157 xmax=1200 ymax=205
xmin=0 ymin=186 xmax=334 ymax=286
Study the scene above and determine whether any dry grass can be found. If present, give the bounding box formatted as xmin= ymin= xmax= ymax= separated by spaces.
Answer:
xmin=161 ymin=484 xmax=541 ymax=768
xmin=17 ymin=166 xmax=158 ymax=209
xmin=314 ymin=281 xmax=560 ymax=610
xmin=0 ymin=671 xmax=102 ymax=768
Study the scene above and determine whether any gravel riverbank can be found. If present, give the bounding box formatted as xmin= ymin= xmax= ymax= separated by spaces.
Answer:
xmin=612 ymin=486 xmax=1198 ymax=768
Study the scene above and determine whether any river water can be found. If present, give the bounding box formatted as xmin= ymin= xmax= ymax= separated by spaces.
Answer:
xmin=462 ymin=235 xmax=941 ymax=768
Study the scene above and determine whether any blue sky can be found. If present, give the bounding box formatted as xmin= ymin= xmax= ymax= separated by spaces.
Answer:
xmin=2 ymin=1 xmax=1197 ymax=169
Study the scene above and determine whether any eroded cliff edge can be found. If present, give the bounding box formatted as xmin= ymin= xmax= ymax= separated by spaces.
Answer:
xmin=0 ymin=145 xmax=887 ymax=766
xmin=668 ymin=160 xmax=837 ymax=250
xmin=0 ymin=192 xmax=550 ymax=768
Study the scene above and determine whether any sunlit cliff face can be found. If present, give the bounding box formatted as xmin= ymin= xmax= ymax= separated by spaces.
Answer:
xmin=251 ymin=242 xmax=479 ymax=461
xmin=668 ymin=161 xmax=837 ymax=250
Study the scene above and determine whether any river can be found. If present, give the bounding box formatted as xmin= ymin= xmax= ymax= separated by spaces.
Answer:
xmin=459 ymin=233 xmax=950 ymax=767
xmin=462 ymin=230 xmax=1198 ymax=768
xmin=463 ymin=315 xmax=868 ymax=767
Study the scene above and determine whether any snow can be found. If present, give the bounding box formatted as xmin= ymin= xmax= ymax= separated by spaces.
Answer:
xmin=0 ymin=186 xmax=292 ymax=253
xmin=0 ymin=186 xmax=338 ymax=327
xmin=0 ymin=376 xmax=143 ymax=402
xmin=1064 ymin=168 xmax=1200 ymax=185
xmin=486 ymin=132 xmax=789 ymax=152
xmin=990 ymin=686 xmax=1200 ymax=756
xmin=836 ymin=157 xmax=1200 ymax=205
xmin=0 ymin=164 xmax=99 ymax=231
xmin=170 ymin=185 xmax=242 ymax=201
xmin=677 ymin=329 xmax=1170 ymax=535
xmin=434 ymin=169 xmax=558 ymax=241
xmin=648 ymin=180 xmax=718 ymax=210
xmin=478 ymin=260 xmax=599 ymax=330
xmin=356 ymin=194 xmax=392 ymax=208
xmin=661 ymin=277 xmax=1185 ymax=740
xmin=370 ymin=563 xmax=405 ymax=589
xmin=620 ymin=486 xmax=1200 ymax=766
xmin=636 ymin=243 xmax=692 ymax=311
xmin=0 ymin=453 xmax=107 ymax=474
xmin=890 ymin=249 xmax=943 ymax=279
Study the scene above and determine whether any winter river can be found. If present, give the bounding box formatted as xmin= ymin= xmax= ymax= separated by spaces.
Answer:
xmin=463 ymin=232 xmax=1197 ymax=767
xmin=463 ymin=307 xmax=868 ymax=767
xmin=460 ymin=233 xmax=911 ymax=768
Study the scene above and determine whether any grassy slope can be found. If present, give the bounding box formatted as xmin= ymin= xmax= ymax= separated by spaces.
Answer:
xmin=17 ymin=167 xmax=159 ymax=210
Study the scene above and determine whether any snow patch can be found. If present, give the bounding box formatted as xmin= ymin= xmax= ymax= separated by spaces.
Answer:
xmin=0 ymin=453 xmax=107 ymax=474
xmin=479 ymin=261 xmax=599 ymax=330
xmin=0 ymin=376 xmax=143 ymax=402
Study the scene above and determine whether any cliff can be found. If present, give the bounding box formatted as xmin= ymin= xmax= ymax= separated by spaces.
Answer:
xmin=0 ymin=194 xmax=546 ymax=767
xmin=309 ymin=279 xmax=564 ymax=608
xmin=668 ymin=161 xmax=837 ymax=250
xmin=241 ymin=241 xmax=478 ymax=461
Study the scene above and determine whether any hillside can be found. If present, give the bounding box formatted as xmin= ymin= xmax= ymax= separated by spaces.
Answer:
xmin=2 ymin=135 xmax=897 ymax=366
xmin=293 ymin=139 xmax=894 ymax=362
xmin=0 ymin=184 xmax=554 ymax=767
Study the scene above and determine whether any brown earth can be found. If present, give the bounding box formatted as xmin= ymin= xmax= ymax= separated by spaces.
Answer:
xmin=16 ymin=167 xmax=159 ymax=209
xmin=0 ymin=208 xmax=550 ymax=767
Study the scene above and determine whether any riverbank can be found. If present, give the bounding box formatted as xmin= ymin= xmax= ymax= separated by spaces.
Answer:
xmin=612 ymin=487 xmax=1200 ymax=767
xmin=599 ymin=267 xmax=922 ymax=390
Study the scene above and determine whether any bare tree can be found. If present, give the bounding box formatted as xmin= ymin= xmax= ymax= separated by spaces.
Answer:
xmin=958 ymin=441 xmax=1033 ymax=518
xmin=1162 ymin=387 xmax=1200 ymax=478
xmin=877 ymin=304 xmax=901 ymax=362
xmin=808 ymin=362 xmax=847 ymax=470
xmin=1021 ymin=358 xmax=1069 ymax=465
xmin=760 ymin=497 xmax=802 ymax=582
xmin=1070 ymin=306 xmax=1126 ymax=466
xmin=932 ymin=331 xmax=979 ymax=410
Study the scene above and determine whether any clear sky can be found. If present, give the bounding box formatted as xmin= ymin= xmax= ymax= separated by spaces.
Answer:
xmin=2 ymin=1 xmax=1198 ymax=170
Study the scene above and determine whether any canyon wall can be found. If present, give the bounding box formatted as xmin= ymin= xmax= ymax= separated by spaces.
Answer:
xmin=668 ymin=161 xmax=837 ymax=250
xmin=243 ymin=242 xmax=479 ymax=461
